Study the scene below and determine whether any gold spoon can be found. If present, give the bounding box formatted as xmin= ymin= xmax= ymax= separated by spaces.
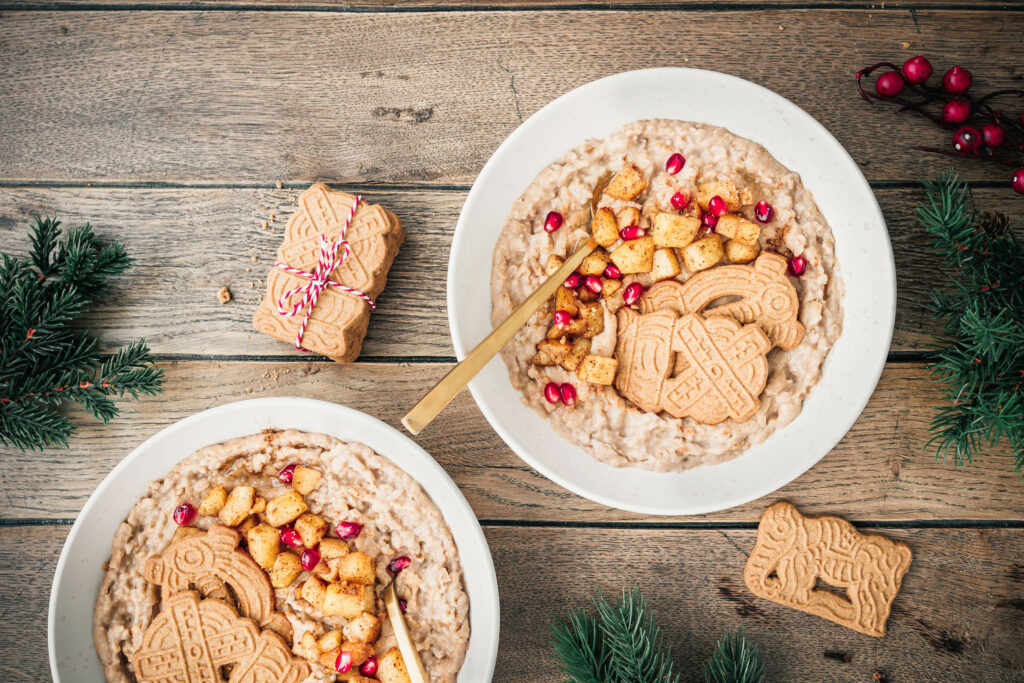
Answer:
xmin=402 ymin=172 xmax=612 ymax=435
xmin=382 ymin=580 xmax=429 ymax=683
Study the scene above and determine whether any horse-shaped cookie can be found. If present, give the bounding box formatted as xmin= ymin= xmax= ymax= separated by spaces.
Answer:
xmin=641 ymin=252 xmax=805 ymax=350
xmin=744 ymin=501 xmax=913 ymax=637
xmin=131 ymin=591 xmax=308 ymax=683
xmin=616 ymin=309 xmax=771 ymax=424
xmin=144 ymin=524 xmax=292 ymax=640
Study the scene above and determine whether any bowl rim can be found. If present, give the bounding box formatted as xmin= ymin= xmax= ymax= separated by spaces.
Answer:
xmin=48 ymin=396 xmax=499 ymax=682
xmin=447 ymin=67 xmax=895 ymax=515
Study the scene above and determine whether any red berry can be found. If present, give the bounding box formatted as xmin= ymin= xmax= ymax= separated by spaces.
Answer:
xmin=277 ymin=463 xmax=296 ymax=483
xmin=787 ymin=256 xmax=807 ymax=277
xmin=875 ymin=71 xmax=905 ymax=98
xmin=280 ymin=528 xmax=303 ymax=548
xmin=754 ymin=201 xmax=774 ymax=224
xmin=300 ymin=548 xmax=320 ymax=571
xmin=943 ymin=65 xmax=972 ymax=95
xmin=563 ymin=273 xmax=582 ymax=290
xmin=941 ymin=99 xmax=971 ymax=125
xmin=1013 ymin=169 xmax=1024 ymax=195
xmin=583 ymin=275 xmax=603 ymax=294
xmin=359 ymin=657 xmax=379 ymax=677
xmin=901 ymin=55 xmax=933 ymax=84
xmin=172 ymin=503 xmax=196 ymax=526
xmin=603 ymin=263 xmax=622 ymax=279
xmin=543 ymin=383 xmax=561 ymax=405
xmin=623 ymin=282 xmax=644 ymax=306
xmin=335 ymin=521 xmax=362 ymax=539
xmin=553 ymin=310 xmax=572 ymax=327
xmin=702 ymin=212 xmax=719 ymax=229
xmin=558 ymin=383 xmax=577 ymax=407
xmin=619 ymin=225 xmax=645 ymax=240
xmin=665 ymin=152 xmax=686 ymax=175
xmin=953 ymin=126 xmax=982 ymax=155
xmin=670 ymin=191 xmax=689 ymax=210
xmin=398 ymin=598 xmax=407 ymax=613
xmin=335 ymin=650 xmax=354 ymax=674
xmin=388 ymin=555 xmax=411 ymax=573
xmin=707 ymin=195 xmax=727 ymax=217
xmin=981 ymin=124 xmax=1005 ymax=149
xmin=544 ymin=211 xmax=563 ymax=233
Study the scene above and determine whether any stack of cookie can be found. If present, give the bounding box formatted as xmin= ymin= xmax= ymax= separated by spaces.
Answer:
xmin=253 ymin=183 xmax=405 ymax=363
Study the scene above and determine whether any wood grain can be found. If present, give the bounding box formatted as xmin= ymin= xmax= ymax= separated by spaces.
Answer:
xmin=3 ymin=0 xmax=1011 ymax=7
xmin=1 ymin=360 xmax=1019 ymax=522
xmin=2 ymin=10 xmax=1022 ymax=184
xmin=2 ymin=187 xmax=1020 ymax=358
xmin=7 ymin=524 xmax=1023 ymax=682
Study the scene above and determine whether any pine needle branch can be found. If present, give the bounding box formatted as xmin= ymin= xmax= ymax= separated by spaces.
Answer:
xmin=703 ymin=629 xmax=766 ymax=683
xmin=919 ymin=171 xmax=1024 ymax=474
xmin=0 ymin=215 xmax=163 ymax=451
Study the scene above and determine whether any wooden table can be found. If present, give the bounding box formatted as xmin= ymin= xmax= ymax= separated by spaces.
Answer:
xmin=2 ymin=1 xmax=1023 ymax=680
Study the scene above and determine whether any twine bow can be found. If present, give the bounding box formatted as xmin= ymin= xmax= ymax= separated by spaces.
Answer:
xmin=273 ymin=194 xmax=375 ymax=352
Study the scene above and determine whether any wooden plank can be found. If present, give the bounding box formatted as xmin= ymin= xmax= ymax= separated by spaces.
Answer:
xmin=2 ymin=186 xmax=1020 ymax=357
xmin=1 ymin=361 xmax=1020 ymax=522
xmin=4 ymin=524 xmax=1023 ymax=681
xmin=2 ymin=10 xmax=1022 ymax=184
xmin=3 ymin=0 xmax=1010 ymax=7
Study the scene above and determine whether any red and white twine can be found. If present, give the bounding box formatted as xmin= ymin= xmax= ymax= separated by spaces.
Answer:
xmin=273 ymin=195 xmax=375 ymax=352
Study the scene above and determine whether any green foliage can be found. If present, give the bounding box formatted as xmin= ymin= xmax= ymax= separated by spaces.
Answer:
xmin=0 ymin=216 xmax=163 ymax=450
xmin=703 ymin=629 xmax=766 ymax=683
xmin=553 ymin=583 xmax=766 ymax=683
xmin=918 ymin=172 xmax=1024 ymax=474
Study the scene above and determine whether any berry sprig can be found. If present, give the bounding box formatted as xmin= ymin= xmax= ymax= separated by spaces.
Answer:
xmin=855 ymin=56 xmax=1024 ymax=194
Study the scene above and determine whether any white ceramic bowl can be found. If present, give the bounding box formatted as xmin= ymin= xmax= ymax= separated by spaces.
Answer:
xmin=448 ymin=68 xmax=895 ymax=516
xmin=49 ymin=397 xmax=499 ymax=682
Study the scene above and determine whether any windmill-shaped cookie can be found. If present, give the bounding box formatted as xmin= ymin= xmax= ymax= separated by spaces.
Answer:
xmin=253 ymin=184 xmax=404 ymax=363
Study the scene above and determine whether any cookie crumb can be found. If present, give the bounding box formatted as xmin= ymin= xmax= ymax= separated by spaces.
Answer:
xmin=276 ymin=181 xmax=283 ymax=189
xmin=901 ymin=40 xmax=910 ymax=49
xmin=262 ymin=221 xmax=269 ymax=229
xmin=874 ymin=672 xmax=887 ymax=682
xmin=251 ymin=255 xmax=258 ymax=262
xmin=778 ymin=24 xmax=784 ymax=31
xmin=218 ymin=286 xmax=232 ymax=304
xmin=270 ymin=214 xmax=276 ymax=221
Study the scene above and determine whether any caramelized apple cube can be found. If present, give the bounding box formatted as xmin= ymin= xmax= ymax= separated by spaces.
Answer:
xmin=605 ymin=164 xmax=647 ymax=201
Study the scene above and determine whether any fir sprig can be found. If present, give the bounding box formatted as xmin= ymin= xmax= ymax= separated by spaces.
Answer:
xmin=552 ymin=583 xmax=766 ymax=683
xmin=703 ymin=629 xmax=766 ymax=683
xmin=919 ymin=172 xmax=1024 ymax=473
xmin=0 ymin=216 xmax=163 ymax=450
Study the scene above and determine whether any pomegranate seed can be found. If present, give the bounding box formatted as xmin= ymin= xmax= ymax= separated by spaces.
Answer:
xmin=277 ymin=463 xmax=297 ymax=483
xmin=901 ymin=55 xmax=933 ymax=85
xmin=300 ymin=548 xmax=321 ymax=571
xmin=558 ymin=383 xmax=577 ymax=407
xmin=388 ymin=556 xmax=411 ymax=573
xmin=553 ymin=310 xmax=572 ymax=327
xmin=280 ymin=528 xmax=303 ymax=548
xmin=603 ymin=263 xmax=622 ymax=279
xmin=981 ymin=124 xmax=1005 ymax=149
xmin=942 ymin=65 xmax=972 ymax=95
xmin=619 ymin=225 xmax=645 ymax=240
xmin=754 ymin=201 xmax=774 ymax=224
xmin=563 ymin=273 xmax=582 ymax=290
xmin=583 ymin=275 xmax=603 ymax=294
xmin=942 ymin=99 xmax=971 ymax=125
xmin=544 ymin=383 xmax=561 ymax=405
xmin=670 ymin=191 xmax=689 ymax=211
xmin=360 ymin=657 xmax=379 ymax=676
xmin=335 ymin=521 xmax=362 ymax=539
xmin=707 ymin=195 xmax=727 ymax=217
xmin=623 ymin=282 xmax=644 ymax=306
xmin=953 ymin=127 xmax=981 ymax=155
xmin=665 ymin=152 xmax=685 ymax=175
xmin=173 ymin=503 xmax=196 ymax=526
xmin=543 ymin=211 xmax=563 ymax=233
xmin=399 ymin=598 xmax=407 ymax=613
xmin=788 ymin=256 xmax=807 ymax=277
xmin=702 ymin=212 xmax=719 ymax=229
xmin=1012 ymin=169 xmax=1024 ymax=195
xmin=875 ymin=71 xmax=905 ymax=98
xmin=335 ymin=650 xmax=354 ymax=674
